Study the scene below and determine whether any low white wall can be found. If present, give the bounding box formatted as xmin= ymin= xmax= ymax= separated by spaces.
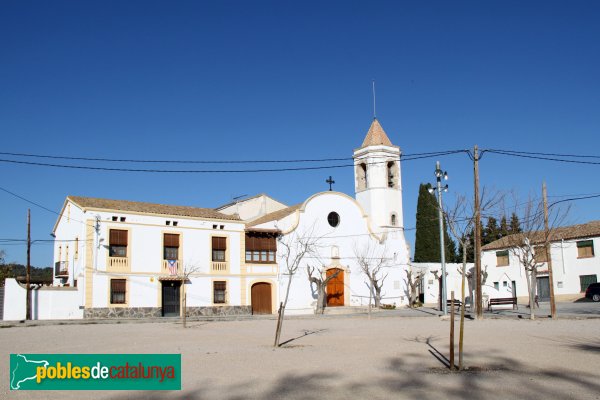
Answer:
xmin=3 ymin=279 xmax=26 ymax=320
xmin=413 ymin=263 xmax=475 ymax=305
xmin=3 ymin=279 xmax=83 ymax=321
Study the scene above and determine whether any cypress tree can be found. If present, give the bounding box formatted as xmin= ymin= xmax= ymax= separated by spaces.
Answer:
xmin=499 ymin=215 xmax=509 ymax=238
xmin=510 ymin=212 xmax=522 ymax=234
xmin=445 ymin=225 xmax=458 ymax=263
xmin=483 ymin=217 xmax=500 ymax=245
xmin=414 ymin=183 xmax=457 ymax=262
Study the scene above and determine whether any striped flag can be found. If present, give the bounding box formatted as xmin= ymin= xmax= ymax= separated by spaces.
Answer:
xmin=168 ymin=260 xmax=178 ymax=275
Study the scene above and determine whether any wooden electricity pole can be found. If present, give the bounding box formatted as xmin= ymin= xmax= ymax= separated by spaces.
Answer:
xmin=473 ymin=146 xmax=483 ymax=319
xmin=26 ymin=209 xmax=31 ymax=321
xmin=543 ymin=182 xmax=557 ymax=319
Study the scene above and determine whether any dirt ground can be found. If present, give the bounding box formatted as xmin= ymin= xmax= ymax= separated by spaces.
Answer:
xmin=1 ymin=314 xmax=599 ymax=400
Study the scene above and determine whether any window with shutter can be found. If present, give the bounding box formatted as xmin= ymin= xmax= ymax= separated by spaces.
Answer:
xmin=577 ymin=240 xmax=594 ymax=258
xmin=579 ymin=274 xmax=598 ymax=292
xmin=109 ymin=229 xmax=128 ymax=257
xmin=496 ymin=250 xmax=509 ymax=267
xmin=110 ymin=279 xmax=126 ymax=304
xmin=213 ymin=281 xmax=226 ymax=304
xmin=245 ymin=233 xmax=277 ymax=263
xmin=212 ymin=237 xmax=226 ymax=262
xmin=164 ymin=233 xmax=180 ymax=260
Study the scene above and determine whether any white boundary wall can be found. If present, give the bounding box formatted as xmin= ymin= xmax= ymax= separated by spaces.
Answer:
xmin=3 ymin=279 xmax=83 ymax=321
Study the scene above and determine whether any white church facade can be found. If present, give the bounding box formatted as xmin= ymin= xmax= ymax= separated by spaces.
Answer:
xmin=4 ymin=119 xmax=411 ymax=320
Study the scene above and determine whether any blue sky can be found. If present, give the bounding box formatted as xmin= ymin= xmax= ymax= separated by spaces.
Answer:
xmin=1 ymin=1 xmax=599 ymax=266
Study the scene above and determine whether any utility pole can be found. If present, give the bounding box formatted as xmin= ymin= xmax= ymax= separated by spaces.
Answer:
xmin=26 ymin=209 xmax=31 ymax=321
xmin=543 ymin=182 xmax=557 ymax=319
xmin=429 ymin=161 xmax=449 ymax=315
xmin=473 ymin=145 xmax=483 ymax=320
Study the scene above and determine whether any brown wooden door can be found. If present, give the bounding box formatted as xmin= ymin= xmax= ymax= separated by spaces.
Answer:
xmin=327 ymin=268 xmax=344 ymax=306
xmin=251 ymin=282 xmax=272 ymax=314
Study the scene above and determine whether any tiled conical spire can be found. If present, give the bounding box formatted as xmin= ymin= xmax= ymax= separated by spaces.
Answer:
xmin=361 ymin=118 xmax=393 ymax=147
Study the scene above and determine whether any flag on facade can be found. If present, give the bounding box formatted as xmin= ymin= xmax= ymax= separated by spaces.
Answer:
xmin=168 ymin=260 xmax=177 ymax=275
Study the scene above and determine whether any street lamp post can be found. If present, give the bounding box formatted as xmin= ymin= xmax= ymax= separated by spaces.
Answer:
xmin=429 ymin=161 xmax=449 ymax=315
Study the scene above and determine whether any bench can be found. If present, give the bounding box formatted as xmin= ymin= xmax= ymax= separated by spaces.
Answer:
xmin=488 ymin=297 xmax=518 ymax=311
xmin=446 ymin=299 xmax=463 ymax=309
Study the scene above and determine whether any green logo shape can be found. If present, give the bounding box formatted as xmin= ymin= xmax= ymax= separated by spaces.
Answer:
xmin=10 ymin=354 xmax=181 ymax=390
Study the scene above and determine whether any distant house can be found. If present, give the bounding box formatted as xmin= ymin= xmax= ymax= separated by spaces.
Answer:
xmin=482 ymin=221 xmax=600 ymax=302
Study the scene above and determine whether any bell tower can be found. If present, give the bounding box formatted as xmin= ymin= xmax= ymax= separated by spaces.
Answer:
xmin=353 ymin=118 xmax=403 ymax=230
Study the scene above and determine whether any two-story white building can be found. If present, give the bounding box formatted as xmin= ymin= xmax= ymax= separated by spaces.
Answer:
xmin=43 ymin=118 xmax=411 ymax=319
xmin=482 ymin=221 xmax=600 ymax=302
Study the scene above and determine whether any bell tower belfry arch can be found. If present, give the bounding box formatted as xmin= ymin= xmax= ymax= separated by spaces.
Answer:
xmin=353 ymin=118 xmax=403 ymax=230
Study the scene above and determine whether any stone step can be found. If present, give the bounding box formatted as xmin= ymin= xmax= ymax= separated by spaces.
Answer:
xmin=323 ymin=306 xmax=380 ymax=315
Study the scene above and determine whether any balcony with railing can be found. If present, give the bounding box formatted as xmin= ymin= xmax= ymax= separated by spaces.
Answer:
xmin=54 ymin=261 xmax=69 ymax=277
xmin=107 ymin=257 xmax=130 ymax=272
xmin=162 ymin=259 xmax=181 ymax=276
xmin=211 ymin=262 xmax=228 ymax=272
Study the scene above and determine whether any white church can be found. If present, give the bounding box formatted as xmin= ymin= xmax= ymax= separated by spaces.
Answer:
xmin=5 ymin=118 xmax=412 ymax=319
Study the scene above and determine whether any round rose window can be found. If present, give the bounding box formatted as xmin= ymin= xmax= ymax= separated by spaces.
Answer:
xmin=327 ymin=212 xmax=340 ymax=227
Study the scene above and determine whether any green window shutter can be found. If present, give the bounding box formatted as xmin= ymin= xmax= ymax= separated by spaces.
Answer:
xmin=579 ymin=275 xmax=598 ymax=292
xmin=577 ymin=240 xmax=593 ymax=248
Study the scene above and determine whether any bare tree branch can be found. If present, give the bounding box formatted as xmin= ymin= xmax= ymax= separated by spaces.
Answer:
xmin=353 ymin=241 xmax=391 ymax=310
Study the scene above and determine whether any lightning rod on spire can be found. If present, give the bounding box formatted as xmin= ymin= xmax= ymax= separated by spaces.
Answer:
xmin=372 ymin=80 xmax=377 ymax=119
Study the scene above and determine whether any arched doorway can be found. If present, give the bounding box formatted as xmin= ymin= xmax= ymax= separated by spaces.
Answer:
xmin=251 ymin=282 xmax=272 ymax=314
xmin=327 ymin=268 xmax=344 ymax=307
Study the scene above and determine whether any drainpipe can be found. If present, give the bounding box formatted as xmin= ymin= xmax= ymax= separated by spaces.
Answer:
xmin=561 ymin=239 xmax=566 ymax=274
xmin=94 ymin=215 xmax=102 ymax=273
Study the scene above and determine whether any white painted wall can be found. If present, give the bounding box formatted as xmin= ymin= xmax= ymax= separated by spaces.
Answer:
xmin=53 ymin=202 xmax=86 ymax=286
xmin=3 ymin=279 xmax=26 ymax=320
xmin=255 ymin=192 xmax=411 ymax=314
xmin=3 ymin=279 xmax=83 ymax=320
xmin=218 ymin=194 xmax=288 ymax=221
xmin=414 ymin=263 xmax=476 ymax=305
xmin=32 ymin=287 xmax=83 ymax=319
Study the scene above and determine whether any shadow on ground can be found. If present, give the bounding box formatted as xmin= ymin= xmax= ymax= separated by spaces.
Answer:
xmin=109 ymin=340 xmax=600 ymax=400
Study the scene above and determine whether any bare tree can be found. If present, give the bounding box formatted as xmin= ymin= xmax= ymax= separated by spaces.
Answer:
xmin=444 ymin=190 xmax=502 ymax=370
xmin=0 ymin=249 xmax=11 ymax=287
xmin=502 ymin=195 xmax=569 ymax=320
xmin=274 ymin=226 xmax=321 ymax=347
xmin=307 ymin=265 xmax=340 ymax=314
xmin=354 ymin=241 xmax=391 ymax=310
xmin=181 ymin=261 xmax=202 ymax=328
xmin=404 ymin=265 xmax=425 ymax=308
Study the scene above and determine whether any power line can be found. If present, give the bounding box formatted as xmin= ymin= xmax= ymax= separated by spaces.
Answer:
xmin=487 ymin=149 xmax=600 ymax=159
xmin=0 ymin=149 xmax=467 ymax=164
xmin=0 ymin=185 xmax=85 ymax=225
xmin=549 ymin=193 xmax=600 ymax=208
xmin=0 ymin=150 xmax=466 ymax=173
xmin=486 ymin=150 xmax=600 ymax=166
xmin=0 ymin=186 xmax=63 ymax=217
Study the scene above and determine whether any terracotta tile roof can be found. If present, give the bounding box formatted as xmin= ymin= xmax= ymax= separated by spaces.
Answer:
xmin=361 ymin=118 xmax=393 ymax=148
xmin=68 ymin=196 xmax=240 ymax=221
xmin=482 ymin=220 xmax=600 ymax=251
xmin=247 ymin=204 xmax=302 ymax=227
